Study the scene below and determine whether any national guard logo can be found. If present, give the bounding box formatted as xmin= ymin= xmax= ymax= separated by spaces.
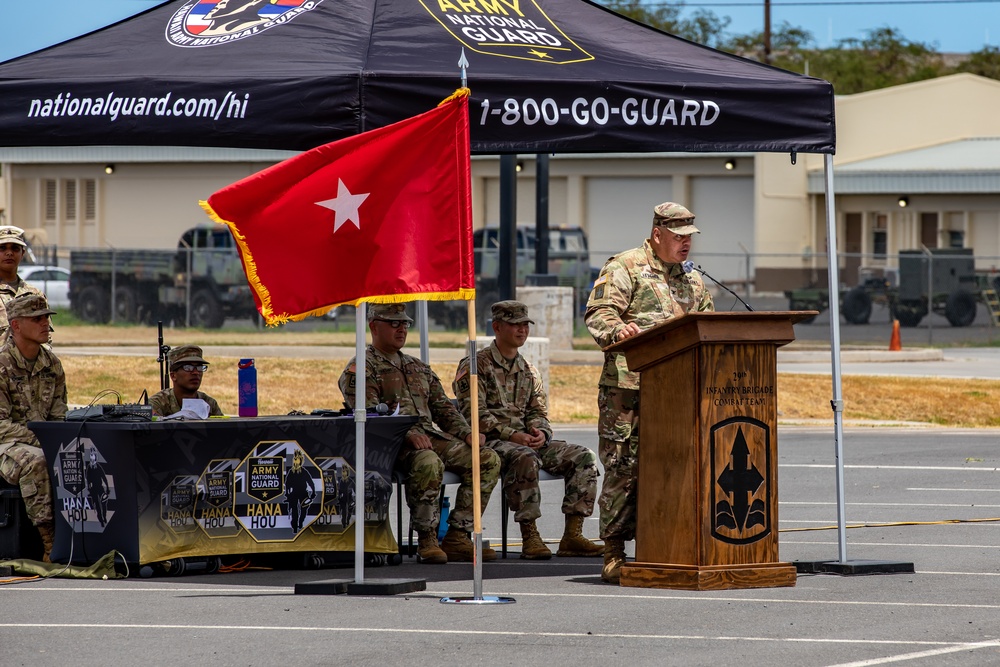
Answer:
xmin=419 ymin=0 xmax=593 ymax=64
xmin=58 ymin=448 xmax=85 ymax=496
xmin=160 ymin=475 xmax=200 ymax=534
xmin=709 ymin=417 xmax=771 ymax=545
xmin=195 ymin=461 xmax=242 ymax=538
xmin=245 ymin=456 xmax=284 ymax=503
xmin=167 ymin=0 xmax=326 ymax=48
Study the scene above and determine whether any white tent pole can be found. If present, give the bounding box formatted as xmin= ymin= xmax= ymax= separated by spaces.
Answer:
xmin=418 ymin=301 xmax=430 ymax=364
xmin=822 ymin=153 xmax=849 ymax=562
xmin=354 ymin=302 xmax=368 ymax=582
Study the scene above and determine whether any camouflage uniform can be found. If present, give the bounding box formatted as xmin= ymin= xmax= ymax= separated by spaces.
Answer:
xmin=0 ymin=226 xmax=42 ymax=342
xmin=152 ymin=344 xmax=223 ymax=417
xmin=0 ymin=334 xmax=67 ymax=527
xmin=338 ymin=345 xmax=500 ymax=534
xmin=0 ymin=277 xmax=42 ymax=338
xmin=149 ymin=389 xmax=223 ymax=418
xmin=585 ymin=207 xmax=714 ymax=541
xmin=454 ymin=340 xmax=598 ymax=523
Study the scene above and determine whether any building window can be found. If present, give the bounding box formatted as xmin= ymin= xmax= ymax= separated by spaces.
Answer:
xmin=84 ymin=179 xmax=96 ymax=222
xmin=65 ymin=180 xmax=77 ymax=221
xmin=948 ymin=230 xmax=964 ymax=248
xmin=44 ymin=180 xmax=57 ymax=221
xmin=872 ymin=213 xmax=887 ymax=259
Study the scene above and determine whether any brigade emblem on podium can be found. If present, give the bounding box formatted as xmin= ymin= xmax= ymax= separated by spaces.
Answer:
xmin=709 ymin=417 xmax=772 ymax=545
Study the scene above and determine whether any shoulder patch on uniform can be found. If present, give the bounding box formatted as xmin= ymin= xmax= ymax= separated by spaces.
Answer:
xmin=593 ymin=274 xmax=608 ymax=287
xmin=348 ymin=363 xmax=356 ymax=374
xmin=455 ymin=365 xmax=468 ymax=382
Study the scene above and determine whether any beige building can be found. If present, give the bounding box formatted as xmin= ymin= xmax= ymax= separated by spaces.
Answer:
xmin=2 ymin=73 xmax=998 ymax=294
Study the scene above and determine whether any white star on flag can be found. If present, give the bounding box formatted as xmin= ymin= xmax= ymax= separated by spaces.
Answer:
xmin=315 ymin=179 xmax=370 ymax=232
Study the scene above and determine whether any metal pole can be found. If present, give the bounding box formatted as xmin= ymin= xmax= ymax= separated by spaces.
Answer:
xmin=535 ymin=154 xmax=549 ymax=275
xmin=499 ymin=155 xmax=517 ymax=301
xmin=823 ymin=154 xmax=848 ymax=563
xmin=110 ymin=247 xmax=117 ymax=324
xmin=924 ymin=246 xmax=934 ymax=345
xmin=186 ymin=247 xmax=192 ymax=328
xmin=417 ymin=301 xmax=430 ymax=364
xmin=354 ymin=303 xmax=368 ymax=583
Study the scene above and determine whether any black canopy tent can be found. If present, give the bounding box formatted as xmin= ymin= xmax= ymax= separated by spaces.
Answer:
xmin=0 ymin=0 xmax=833 ymax=154
xmin=0 ymin=0 xmax=859 ymax=569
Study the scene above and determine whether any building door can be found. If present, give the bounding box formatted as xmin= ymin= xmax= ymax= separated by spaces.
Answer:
xmin=920 ymin=212 xmax=939 ymax=248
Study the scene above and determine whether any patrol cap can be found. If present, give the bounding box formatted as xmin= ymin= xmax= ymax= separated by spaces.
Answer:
xmin=367 ymin=303 xmax=414 ymax=323
xmin=168 ymin=344 xmax=208 ymax=369
xmin=0 ymin=226 xmax=28 ymax=248
xmin=491 ymin=300 xmax=534 ymax=324
xmin=653 ymin=202 xmax=700 ymax=235
xmin=6 ymin=293 xmax=55 ymax=319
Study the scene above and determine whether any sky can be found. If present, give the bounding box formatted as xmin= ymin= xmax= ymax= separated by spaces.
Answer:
xmin=0 ymin=0 xmax=996 ymax=63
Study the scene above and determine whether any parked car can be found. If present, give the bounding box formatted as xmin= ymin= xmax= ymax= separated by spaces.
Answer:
xmin=21 ymin=265 xmax=71 ymax=309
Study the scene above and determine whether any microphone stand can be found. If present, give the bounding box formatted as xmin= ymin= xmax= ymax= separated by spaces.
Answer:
xmin=688 ymin=262 xmax=755 ymax=312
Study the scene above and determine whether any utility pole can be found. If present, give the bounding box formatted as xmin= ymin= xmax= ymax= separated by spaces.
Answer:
xmin=764 ymin=0 xmax=772 ymax=64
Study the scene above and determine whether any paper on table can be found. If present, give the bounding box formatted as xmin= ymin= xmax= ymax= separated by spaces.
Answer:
xmin=160 ymin=398 xmax=211 ymax=420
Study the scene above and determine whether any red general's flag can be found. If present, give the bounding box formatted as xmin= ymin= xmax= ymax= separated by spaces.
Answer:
xmin=201 ymin=89 xmax=474 ymax=326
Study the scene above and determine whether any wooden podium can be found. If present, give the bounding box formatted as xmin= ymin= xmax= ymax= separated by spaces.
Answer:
xmin=606 ymin=311 xmax=814 ymax=591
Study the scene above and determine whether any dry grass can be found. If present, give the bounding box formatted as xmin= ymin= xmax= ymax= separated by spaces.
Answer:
xmin=50 ymin=323 xmax=1000 ymax=427
xmin=60 ymin=354 xmax=1000 ymax=428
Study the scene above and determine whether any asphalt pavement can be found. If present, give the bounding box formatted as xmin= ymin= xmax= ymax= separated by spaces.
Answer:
xmin=11 ymin=313 xmax=1000 ymax=665
xmin=5 ymin=425 xmax=1000 ymax=667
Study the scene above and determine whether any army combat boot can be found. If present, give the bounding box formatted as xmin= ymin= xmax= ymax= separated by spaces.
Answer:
xmin=416 ymin=530 xmax=447 ymax=564
xmin=519 ymin=521 xmax=552 ymax=560
xmin=556 ymin=515 xmax=604 ymax=557
xmin=440 ymin=526 xmax=497 ymax=562
xmin=601 ymin=538 xmax=626 ymax=584
xmin=37 ymin=522 xmax=55 ymax=563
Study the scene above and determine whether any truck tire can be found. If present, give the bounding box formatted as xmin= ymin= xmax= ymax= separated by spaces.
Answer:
xmin=113 ymin=286 xmax=139 ymax=323
xmin=842 ymin=287 xmax=872 ymax=324
xmin=190 ymin=289 xmax=225 ymax=329
xmin=76 ymin=286 xmax=110 ymax=324
xmin=895 ymin=303 xmax=925 ymax=328
xmin=945 ymin=290 xmax=977 ymax=327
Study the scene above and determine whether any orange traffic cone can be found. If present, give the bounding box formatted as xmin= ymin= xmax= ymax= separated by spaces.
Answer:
xmin=889 ymin=319 xmax=902 ymax=351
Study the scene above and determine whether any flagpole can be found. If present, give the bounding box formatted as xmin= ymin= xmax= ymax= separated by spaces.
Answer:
xmin=354 ymin=302 xmax=368 ymax=583
xmin=441 ymin=298 xmax=514 ymax=605
xmin=467 ymin=299 xmax=484 ymax=598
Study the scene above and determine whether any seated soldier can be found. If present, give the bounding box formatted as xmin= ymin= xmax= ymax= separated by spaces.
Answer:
xmin=150 ymin=345 xmax=224 ymax=417
xmin=338 ymin=303 xmax=501 ymax=564
xmin=455 ymin=301 xmax=603 ymax=560
xmin=0 ymin=294 xmax=67 ymax=561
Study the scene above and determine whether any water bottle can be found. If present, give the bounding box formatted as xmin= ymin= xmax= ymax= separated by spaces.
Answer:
xmin=238 ymin=358 xmax=257 ymax=417
xmin=437 ymin=496 xmax=451 ymax=541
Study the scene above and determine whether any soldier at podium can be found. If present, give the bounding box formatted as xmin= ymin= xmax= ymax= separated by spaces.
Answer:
xmin=584 ymin=201 xmax=714 ymax=583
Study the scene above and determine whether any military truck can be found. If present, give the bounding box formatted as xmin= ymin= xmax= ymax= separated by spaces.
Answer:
xmin=427 ymin=225 xmax=594 ymax=329
xmin=69 ymin=225 xmax=256 ymax=328
xmin=785 ymin=248 xmax=1000 ymax=327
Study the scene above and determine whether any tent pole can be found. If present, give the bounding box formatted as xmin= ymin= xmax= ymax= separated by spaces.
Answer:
xmin=822 ymin=154 xmax=849 ymax=562
xmin=354 ymin=302 xmax=368 ymax=582
xmin=417 ymin=300 xmax=430 ymax=364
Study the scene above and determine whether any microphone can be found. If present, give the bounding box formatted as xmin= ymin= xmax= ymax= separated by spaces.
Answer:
xmin=684 ymin=261 xmax=755 ymax=312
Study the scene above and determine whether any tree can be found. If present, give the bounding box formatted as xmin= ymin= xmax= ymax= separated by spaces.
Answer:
xmin=953 ymin=46 xmax=1000 ymax=79
xmin=601 ymin=0 xmax=730 ymax=48
xmin=598 ymin=2 xmax=993 ymax=93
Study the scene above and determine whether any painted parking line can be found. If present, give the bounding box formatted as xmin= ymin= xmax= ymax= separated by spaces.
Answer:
xmin=823 ymin=640 xmax=1000 ymax=667
xmin=781 ymin=464 xmax=1000 ymax=472
xmin=0 ymin=622 xmax=982 ymax=649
